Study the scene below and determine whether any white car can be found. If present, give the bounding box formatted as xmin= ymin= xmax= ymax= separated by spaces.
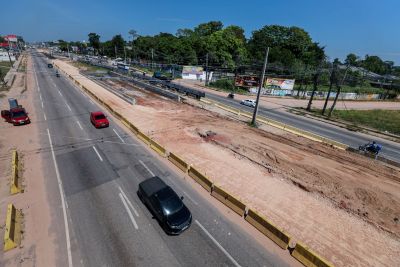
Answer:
xmin=240 ymin=99 xmax=256 ymax=108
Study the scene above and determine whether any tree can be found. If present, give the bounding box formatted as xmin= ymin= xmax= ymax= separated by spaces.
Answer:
xmin=194 ymin=21 xmax=223 ymax=36
xmin=247 ymin=25 xmax=315 ymax=67
xmin=361 ymin=55 xmax=386 ymax=75
xmin=111 ymin=34 xmax=125 ymax=57
xmin=305 ymin=43 xmax=326 ymax=111
xmin=88 ymin=32 xmax=101 ymax=52
xmin=345 ymin=53 xmax=359 ymax=66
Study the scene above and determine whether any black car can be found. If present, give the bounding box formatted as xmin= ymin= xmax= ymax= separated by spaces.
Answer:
xmin=48 ymin=63 xmax=53 ymax=68
xmin=138 ymin=176 xmax=192 ymax=235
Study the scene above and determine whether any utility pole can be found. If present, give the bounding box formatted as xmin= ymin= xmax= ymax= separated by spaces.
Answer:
xmin=67 ymin=44 xmax=71 ymax=60
xmin=115 ymin=45 xmax=117 ymax=59
xmin=6 ymin=39 xmax=13 ymax=67
xmin=322 ymin=64 xmax=336 ymax=115
xmin=124 ymin=46 xmax=127 ymax=63
xmin=251 ymin=47 xmax=269 ymax=126
xmin=328 ymin=65 xmax=350 ymax=117
xmin=205 ymin=53 xmax=209 ymax=86
xmin=151 ymin=48 xmax=154 ymax=70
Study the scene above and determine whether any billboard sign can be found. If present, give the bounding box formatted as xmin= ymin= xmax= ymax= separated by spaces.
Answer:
xmin=235 ymin=75 xmax=260 ymax=88
xmin=182 ymin=66 xmax=203 ymax=75
xmin=264 ymin=78 xmax=295 ymax=90
xmin=4 ymin=35 xmax=18 ymax=42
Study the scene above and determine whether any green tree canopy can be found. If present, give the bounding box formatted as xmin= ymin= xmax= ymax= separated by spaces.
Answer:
xmin=88 ymin=32 xmax=100 ymax=50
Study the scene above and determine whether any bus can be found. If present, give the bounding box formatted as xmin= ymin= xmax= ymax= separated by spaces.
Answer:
xmin=117 ymin=62 xmax=129 ymax=71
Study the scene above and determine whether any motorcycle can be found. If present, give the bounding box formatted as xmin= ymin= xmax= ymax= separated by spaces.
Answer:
xmin=227 ymin=93 xmax=235 ymax=99
xmin=359 ymin=142 xmax=382 ymax=156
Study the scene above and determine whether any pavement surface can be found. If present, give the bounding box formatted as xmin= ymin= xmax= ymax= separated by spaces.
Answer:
xmin=31 ymin=51 xmax=292 ymax=266
xmin=203 ymin=92 xmax=400 ymax=163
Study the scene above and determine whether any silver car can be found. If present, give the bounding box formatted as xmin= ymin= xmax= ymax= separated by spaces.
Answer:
xmin=240 ymin=99 xmax=256 ymax=108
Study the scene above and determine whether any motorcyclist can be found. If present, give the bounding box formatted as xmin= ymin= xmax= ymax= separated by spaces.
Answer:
xmin=366 ymin=141 xmax=382 ymax=154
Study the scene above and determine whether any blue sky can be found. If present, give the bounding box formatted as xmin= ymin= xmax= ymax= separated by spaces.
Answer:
xmin=1 ymin=0 xmax=399 ymax=64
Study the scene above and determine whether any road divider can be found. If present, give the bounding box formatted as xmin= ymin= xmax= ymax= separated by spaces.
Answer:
xmin=211 ymin=185 xmax=246 ymax=216
xmin=149 ymin=139 xmax=167 ymax=157
xmin=168 ymin=152 xmax=189 ymax=173
xmin=188 ymin=166 xmax=213 ymax=192
xmin=137 ymin=130 xmax=151 ymax=145
xmin=292 ymin=242 xmax=333 ymax=267
xmin=245 ymin=208 xmax=291 ymax=250
xmin=10 ymin=150 xmax=21 ymax=195
xmin=3 ymin=204 xmax=23 ymax=251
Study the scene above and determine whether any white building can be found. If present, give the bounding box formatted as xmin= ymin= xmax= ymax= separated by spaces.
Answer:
xmin=181 ymin=66 xmax=213 ymax=81
xmin=0 ymin=51 xmax=15 ymax=62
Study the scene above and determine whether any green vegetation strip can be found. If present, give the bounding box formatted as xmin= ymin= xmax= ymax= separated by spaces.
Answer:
xmin=327 ymin=109 xmax=400 ymax=135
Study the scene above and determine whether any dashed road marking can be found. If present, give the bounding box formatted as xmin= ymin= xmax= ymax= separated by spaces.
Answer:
xmin=76 ymin=121 xmax=83 ymax=130
xmin=118 ymin=186 xmax=139 ymax=217
xmin=139 ymin=160 xmax=155 ymax=177
xmin=119 ymin=193 xmax=139 ymax=230
xmin=113 ymin=128 xmax=125 ymax=143
xmin=92 ymin=146 xmax=103 ymax=162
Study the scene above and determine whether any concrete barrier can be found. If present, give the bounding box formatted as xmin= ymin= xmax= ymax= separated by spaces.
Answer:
xmin=149 ymin=139 xmax=167 ymax=157
xmin=211 ymin=185 xmax=246 ymax=216
xmin=168 ymin=153 xmax=189 ymax=173
xmin=245 ymin=209 xmax=291 ymax=250
xmin=292 ymin=242 xmax=334 ymax=267
xmin=3 ymin=204 xmax=22 ymax=251
xmin=10 ymin=150 xmax=21 ymax=195
xmin=137 ymin=130 xmax=151 ymax=145
xmin=188 ymin=166 xmax=213 ymax=192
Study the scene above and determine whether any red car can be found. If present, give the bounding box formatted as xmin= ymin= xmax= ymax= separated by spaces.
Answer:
xmin=1 ymin=108 xmax=31 ymax=126
xmin=90 ymin=111 xmax=109 ymax=128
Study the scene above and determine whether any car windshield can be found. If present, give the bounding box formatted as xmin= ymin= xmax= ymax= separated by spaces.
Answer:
xmin=12 ymin=111 xmax=26 ymax=118
xmin=95 ymin=114 xmax=106 ymax=120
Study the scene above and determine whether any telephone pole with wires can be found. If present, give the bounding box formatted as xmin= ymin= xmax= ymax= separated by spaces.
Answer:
xmin=251 ymin=47 xmax=269 ymax=126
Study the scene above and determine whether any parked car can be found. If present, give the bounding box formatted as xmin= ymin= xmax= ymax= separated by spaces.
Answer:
xmin=138 ymin=176 xmax=192 ymax=235
xmin=240 ymin=99 xmax=256 ymax=108
xmin=90 ymin=111 xmax=109 ymax=128
xmin=1 ymin=107 xmax=31 ymax=125
xmin=48 ymin=63 xmax=53 ymax=68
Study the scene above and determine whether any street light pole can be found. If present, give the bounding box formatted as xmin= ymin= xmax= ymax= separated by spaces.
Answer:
xmin=251 ymin=47 xmax=269 ymax=126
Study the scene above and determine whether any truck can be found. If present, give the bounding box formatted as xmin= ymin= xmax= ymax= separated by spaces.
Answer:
xmin=1 ymin=98 xmax=31 ymax=126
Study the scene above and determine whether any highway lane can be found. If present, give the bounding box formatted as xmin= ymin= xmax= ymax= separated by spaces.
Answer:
xmin=32 ymin=52 xmax=290 ymax=266
xmin=204 ymin=93 xmax=400 ymax=162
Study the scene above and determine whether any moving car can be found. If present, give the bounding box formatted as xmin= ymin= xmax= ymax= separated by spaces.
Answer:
xmin=48 ymin=63 xmax=53 ymax=68
xmin=1 ymin=107 xmax=31 ymax=125
xmin=240 ymin=99 xmax=256 ymax=108
xmin=138 ymin=176 xmax=192 ymax=235
xmin=90 ymin=111 xmax=109 ymax=128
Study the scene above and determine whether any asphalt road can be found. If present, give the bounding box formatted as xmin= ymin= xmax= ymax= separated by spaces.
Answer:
xmin=204 ymin=93 xmax=400 ymax=162
xmin=31 ymin=51 xmax=290 ymax=267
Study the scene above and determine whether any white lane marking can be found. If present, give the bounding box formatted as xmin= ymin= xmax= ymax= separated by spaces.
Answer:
xmin=92 ymin=146 xmax=103 ymax=162
xmin=139 ymin=160 xmax=155 ymax=177
xmin=43 ymin=113 xmax=47 ymax=121
xmin=118 ymin=186 xmax=139 ymax=217
xmin=195 ymin=220 xmax=241 ymax=267
xmin=76 ymin=121 xmax=83 ymax=130
xmin=41 ymin=101 xmax=44 ymax=108
xmin=66 ymin=103 xmax=72 ymax=111
xmin=89 ymin=99 xmax=95 ymax=105
xmin=46 ymin=129 xmax=73 ymax=267
xmin=119 ymin=193 xmax=139 ymax=230
xmin=39 ymin=94 xmax=42 ymax=101
xmin=113 ymin=128 xmax=125 ymax=143
xmin=58 ymin=90 xmax=63 ymax=97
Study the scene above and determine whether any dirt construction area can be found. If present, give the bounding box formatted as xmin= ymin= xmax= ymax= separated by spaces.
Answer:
xmin=56 ymin=59 xmax=400 ymax=267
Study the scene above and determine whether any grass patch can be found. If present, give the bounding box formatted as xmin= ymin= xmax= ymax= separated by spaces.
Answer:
xmin=0 ymin=61 xmax=12 ymax=82
xmin=208 ymin=79 xmax=249 ymax=94
xmin=71 ymin=61 xmax=109 ymax=73
xmin=322 ymin=109 xmax=400 ymax=135
xmin=294 ymin=84 xmax=386 ymax=94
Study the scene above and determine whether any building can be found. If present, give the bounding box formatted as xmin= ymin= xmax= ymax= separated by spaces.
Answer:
xmin=0 ymin=50 xmax=15 ymax=61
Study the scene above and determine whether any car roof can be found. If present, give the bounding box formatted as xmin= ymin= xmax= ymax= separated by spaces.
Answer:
xmin=91 ymin=111 xmax=105 ymax=116
xmin=139 ymin=176 xmax=167 ymax=197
